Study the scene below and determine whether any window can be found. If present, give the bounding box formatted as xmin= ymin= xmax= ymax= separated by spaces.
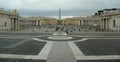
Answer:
xmin=4 ymin=22 xmax=7 ymax=27
xmin=113 ymin=20 xmax=116 ymax=27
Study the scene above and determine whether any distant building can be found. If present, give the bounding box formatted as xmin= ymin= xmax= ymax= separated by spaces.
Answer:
xmin=19 ymin=17 xmax=57 ymax=28
xmin=83 ymin=16 xmax=101 ymax=27
xmin=63 ymin=17 xmax=84 ymax=26
xmin=63 ymin=16 xmax=101 ymax=29
xmin=95 ymin=8 xmax=120 ymax=31
xmin=1 ymin=7 xmax=120 ymax=32
xmin=0 ymin=8 xmax=20 ymax=30
xmin=19 ymin=17 xmax=36 ymax=28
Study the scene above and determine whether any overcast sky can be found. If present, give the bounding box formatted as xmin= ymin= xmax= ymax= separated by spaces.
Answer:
xmin=0 ymin=0 xmax=120 ymax=18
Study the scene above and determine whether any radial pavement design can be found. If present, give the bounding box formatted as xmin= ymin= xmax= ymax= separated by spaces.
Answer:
xmin=1 ymin=32 xmax=120 ymax=62
xmin=35 ymin=35 xmax=84 ymax=42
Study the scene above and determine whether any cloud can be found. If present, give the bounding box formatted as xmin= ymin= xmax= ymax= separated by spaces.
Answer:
xmin=0 ymin=0 xmax=120 ymax=17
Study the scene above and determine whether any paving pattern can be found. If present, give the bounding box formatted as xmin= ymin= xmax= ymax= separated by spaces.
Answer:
xmin=0 ymin=58 xmax=46 ymax=62
xmin=47 ymin=42 xmax=76 ymax=62
xmin=75 ymin=39 xmax=120 ymax=55
xmin=77 ymin=60 xmax=120 ymax=62
xmin=0 ymin=39 xmax=46 ymax=55
xmin=0 ymin=32 xmax=120 ymax=62
xmin=37 ymin=36 xmax=82 ymax=41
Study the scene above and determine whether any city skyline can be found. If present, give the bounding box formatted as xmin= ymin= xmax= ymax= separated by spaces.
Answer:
xmin=0 ymin=0 xmax=120 ymax=19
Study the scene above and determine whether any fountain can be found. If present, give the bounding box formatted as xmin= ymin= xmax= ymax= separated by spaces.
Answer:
xmin=48 ymin=32 xmax=73 ymax=40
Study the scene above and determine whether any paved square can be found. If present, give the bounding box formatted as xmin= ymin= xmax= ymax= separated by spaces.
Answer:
xmin=77 ymin=60 xmax=120 ymax=62
xmin=75 ymin=39 xmax=120 ymax=55
xmin=0 ymin=58 xmax=46 ymax=62
xmin=0 ymin=38 xmax=47 ymax=55
xmin=0 ymin=32 xmax=120 ymax=62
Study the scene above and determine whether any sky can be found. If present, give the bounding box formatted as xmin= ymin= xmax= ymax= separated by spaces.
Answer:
xmin=0 ymin=0 xmax=120 ymax=19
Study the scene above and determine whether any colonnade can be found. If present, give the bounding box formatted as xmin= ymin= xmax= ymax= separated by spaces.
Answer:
xmin=36 ymin=20 xmax=41 ymax=26
xmin=11 ymin=18 xmax=19 ymax=30
xmin=101 ymin=18 xmax=110 ymax=30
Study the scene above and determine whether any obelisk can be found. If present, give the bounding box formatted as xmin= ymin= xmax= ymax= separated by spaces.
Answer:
xmin=59 ymin=8 xmax=61 ymax=24
xmin=58 ymin=8 xmax=62 ymax=25
xmin=48 ymin=7 xmax=70 ymax=40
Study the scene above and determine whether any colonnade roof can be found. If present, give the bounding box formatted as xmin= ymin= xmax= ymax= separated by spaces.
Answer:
xmin=20 ymin=16 xmax=57 ymax=21
xmin=0 ymin=8 xmax=19 ymax=16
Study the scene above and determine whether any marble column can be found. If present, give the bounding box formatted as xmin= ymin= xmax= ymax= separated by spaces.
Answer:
xmin=11 ymin=18 xmax=13 ymax=30
xmin=29 ymin=20 xmax=31 ymax=27
xmin=80 ymin=20 xmax=82 ymax=26
xmin=103 ymin=19 xmax=106 ymax=30
xmin=14 ymin=18 xmax=16 ymax=30
xmin=12 ymin=18 xmax=14 ymax=30
xmin=102 ymin=19 xmax=104 ymax=30
xmin=16 ymin=18 xmax=19 ymax=30
xmin=79 ymin=20 xmax=81 ymax=26
xmin=107 ymin=18 xmax=109 ymax=30
xmin=40 ymin=20 xmax=42 ymax=26
xmin=17 ymin=18 xmax=19 ymax=30
xmin=105 ymin=19 xmax=107 ymax=30
xmin=36 ymin=20 xmax=38 ymax=26
xmin=13 ymin=18 xmax=16 ymax=30
xmin=15 ymin=18 xmax=17 ymax=30
xmin=38 ymin=20 xmax=40 ymax=26
xmin=101 ymin=19 xmax=102 ymax=29
xmin=106 ymin=19 xmax=108 ymax=30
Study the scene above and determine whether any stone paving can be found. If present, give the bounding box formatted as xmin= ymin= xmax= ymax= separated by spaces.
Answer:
xmin=0 ymin=32 xmax=120 ymax=62
xmin=47 ymin=42 xmax=76 ymax=62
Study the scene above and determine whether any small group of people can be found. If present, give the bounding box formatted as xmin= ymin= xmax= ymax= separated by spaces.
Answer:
xmin=32 ymin=25 xmax=83 ymax=33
